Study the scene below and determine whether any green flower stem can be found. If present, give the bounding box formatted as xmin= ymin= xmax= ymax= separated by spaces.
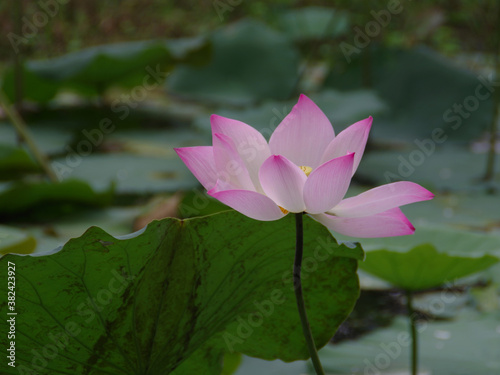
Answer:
xmin=406 ymin=290 xmax=418 ymax=375
xmin=294 ymin=213 xmax=325 ymax=375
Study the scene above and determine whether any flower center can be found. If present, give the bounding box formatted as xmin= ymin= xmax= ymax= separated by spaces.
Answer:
xmin=300 ymin=165 xmax=312 ymax=177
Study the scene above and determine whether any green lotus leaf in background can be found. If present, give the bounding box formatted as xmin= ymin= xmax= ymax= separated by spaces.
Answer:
xmin=0 ymin=65 xmax=60 ymax=103
xmin=276 ymin=7 xmax=350 ymax=41
xmin=324 ymin=46 xmax=493 ymax=143
xmin=0 ymin=211 xmax=363 ymax=374
xmin=167 ymin=19 xmax=300 ymax=105
xmin=193 ymin=89 xmax=386 ymax=140
xmin=0 ymin=143 xmax=41 ymax=180
xmin=356 ymin=146 xmax=500 ymax=193
xmin=54 ymin=153 xmax=198 ymax=194
xmin=350 ymin=225 xmax=500 ymax=256
xmin=360 ymin=245 xmax=498 ymax=291
xmin=0 ymin=179 xmax=114 ymax=221
xmin=352 ymin=226 xmax=499 ymax=291
xmin=1 ymin=37 xmax=210 ymax=102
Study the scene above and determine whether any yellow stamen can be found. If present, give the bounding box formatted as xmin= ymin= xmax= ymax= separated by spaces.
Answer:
xmin=279 ymin=206 xmax=289 ymax=215
xmin=300 ymin=165 xmax=312 ymax=177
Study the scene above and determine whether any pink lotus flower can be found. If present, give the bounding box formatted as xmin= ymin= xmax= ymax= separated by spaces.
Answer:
xmin=175 ymin=94 xmax=434 ymax=238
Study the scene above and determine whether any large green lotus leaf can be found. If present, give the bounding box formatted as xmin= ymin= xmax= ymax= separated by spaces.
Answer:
xmin=276 ymin=7 xmax=350 ymax=41
xmin=0 ymin=179 xmax=113 ymax=221
xmin=221 ymin=352 xmax=242 ymax=375
xmin=170 ymin=338 xmax=226 ymax=375
xmin=0 ymin=211 xmax=362 ymax=374
xmin=1 ymin=37 xmax=209 ymax=101
xmin=167 ymin=19 xmax=300 ymax=105
xmin=169 ymin=338 xmax=242 ymax=375
xmin=324 ymin=46 xmax=493 ymax=142
xmin=319 ymin=314 xmax=500 ymax=374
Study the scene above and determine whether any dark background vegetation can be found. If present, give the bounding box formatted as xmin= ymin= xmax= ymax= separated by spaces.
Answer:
xmin=1 ymin=0 xmax=499 ymax=59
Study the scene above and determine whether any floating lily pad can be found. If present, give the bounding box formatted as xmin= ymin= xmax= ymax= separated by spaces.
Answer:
xmin=0 ymin=211 xmax=362 ymax=374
